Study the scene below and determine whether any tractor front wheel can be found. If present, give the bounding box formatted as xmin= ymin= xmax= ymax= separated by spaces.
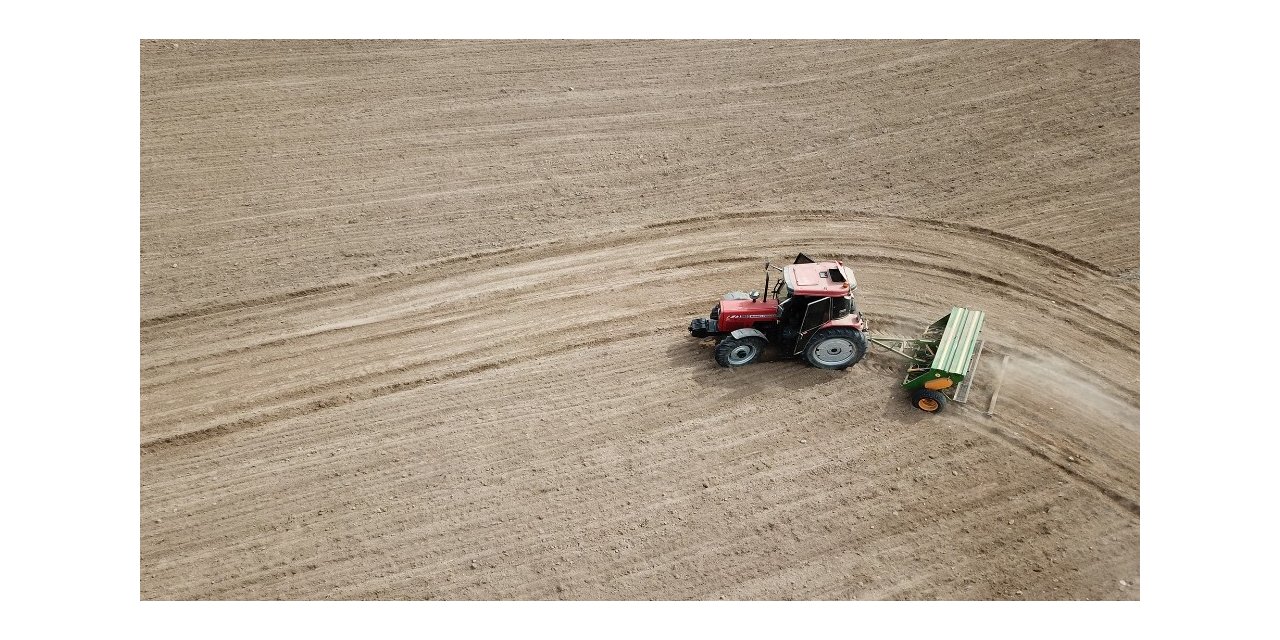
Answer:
xmin=715 ymin=336 xmax=765 ymax=368
xmin=804 ymin=328 xmax=868 ymax=370
xmin=911 ymin=388 xmax=948 ymax=413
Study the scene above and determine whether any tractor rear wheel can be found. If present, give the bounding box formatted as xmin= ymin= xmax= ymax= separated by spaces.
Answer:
xmin=804 ymin=328 xmax=867 ymax=370
xmin=911 ymin=388 xmax=948 ymax=413
xmin=715 ymin=336 xmax=765 ymax=367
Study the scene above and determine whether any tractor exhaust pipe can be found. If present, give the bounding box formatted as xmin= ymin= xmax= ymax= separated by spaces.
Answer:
xmin=763 ymin=262 xmax=771 ymax=302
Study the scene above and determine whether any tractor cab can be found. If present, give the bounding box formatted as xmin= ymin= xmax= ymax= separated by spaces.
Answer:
xmin=774 ymin=257 xmax=862 ymax=356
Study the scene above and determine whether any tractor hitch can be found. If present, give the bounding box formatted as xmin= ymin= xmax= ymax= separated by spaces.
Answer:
xmin=689 ymin=317 xmax=716 ymax=338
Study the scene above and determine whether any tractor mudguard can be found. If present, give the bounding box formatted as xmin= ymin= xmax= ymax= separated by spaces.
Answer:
xmin=820 ymin=313 xmax=867 ymax=333
xmin=729 ymin=328 xmax=768 ymax=342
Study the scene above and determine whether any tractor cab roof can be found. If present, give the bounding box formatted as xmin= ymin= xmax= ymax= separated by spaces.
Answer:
xmin=783 ymin=261 xmax=856 ymax=297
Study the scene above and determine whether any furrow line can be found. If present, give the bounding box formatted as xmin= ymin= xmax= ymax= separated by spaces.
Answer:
xmin=141 ymin=325 xmax=677 ymax=454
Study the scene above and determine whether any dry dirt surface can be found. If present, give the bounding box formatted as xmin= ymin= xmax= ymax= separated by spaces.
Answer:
xmin=141 ymin=40 xmax=1139 ymax=600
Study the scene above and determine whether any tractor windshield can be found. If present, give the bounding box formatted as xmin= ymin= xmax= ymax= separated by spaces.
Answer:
xmin=772 ymin=279 xmax=791 ymax=302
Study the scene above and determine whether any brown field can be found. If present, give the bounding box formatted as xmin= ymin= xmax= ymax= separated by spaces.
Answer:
xmin=140 ymin=39 xmax=1139 ymax=600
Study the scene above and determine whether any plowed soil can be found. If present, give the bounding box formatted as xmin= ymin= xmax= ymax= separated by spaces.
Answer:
xmin=140 ymin=39 xmax=1139 ymax=600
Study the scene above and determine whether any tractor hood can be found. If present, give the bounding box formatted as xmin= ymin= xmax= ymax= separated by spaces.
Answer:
xmin=718 ymin=298 xmax=779 ymax=319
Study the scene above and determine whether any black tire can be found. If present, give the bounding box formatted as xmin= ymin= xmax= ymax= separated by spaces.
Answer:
xmin=803 ymin=328 xmax=868 ymax=370
xmin=715 ymin=336 xmax=765 ymax=367
xmin=910 ymin=388 xmax=948 ymax=413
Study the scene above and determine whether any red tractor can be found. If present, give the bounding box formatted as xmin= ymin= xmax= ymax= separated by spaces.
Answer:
xmin=688 ymin=253 xmax=869 ymax=369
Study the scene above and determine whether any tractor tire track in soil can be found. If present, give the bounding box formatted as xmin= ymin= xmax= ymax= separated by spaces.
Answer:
xmin=142 ymin=40 xmax=1139 ymax=600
